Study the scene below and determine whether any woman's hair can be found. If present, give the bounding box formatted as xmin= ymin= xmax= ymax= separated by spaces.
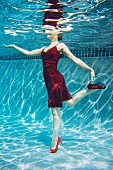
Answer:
xmin=58 ymin=33 xmax=63 ymax=41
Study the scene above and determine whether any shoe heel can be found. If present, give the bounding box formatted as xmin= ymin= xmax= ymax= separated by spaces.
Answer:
xmin=58 ymin=136 xmax=62 ymax=145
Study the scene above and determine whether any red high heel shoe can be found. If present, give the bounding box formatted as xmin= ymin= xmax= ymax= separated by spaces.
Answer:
xmin=87 ymin=82 xmax=106 ymax=89
xmin=49 ymin=136 xmax=62 ymax=153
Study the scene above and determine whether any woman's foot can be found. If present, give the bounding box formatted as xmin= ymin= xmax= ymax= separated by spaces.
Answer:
xmin=87 ymin=82 xmax=106 ymax=90
xmin=49 ymin=136 xmax=62 ymax=153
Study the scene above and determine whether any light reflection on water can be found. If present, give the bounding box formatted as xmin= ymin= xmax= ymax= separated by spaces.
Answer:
xmin=3 ymin=0 xmax=111 ymax=37
xmin=0 ymin=0 xmax=113 ymax=169
xmin=1 ymin=0 xmax=112 ymax=56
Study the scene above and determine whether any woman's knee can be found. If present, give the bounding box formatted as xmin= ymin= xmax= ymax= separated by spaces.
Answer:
xmin=51 ymin=107 xmax=61 ymax=119
xmin=65 ymin=99 xmax=74 ymax=107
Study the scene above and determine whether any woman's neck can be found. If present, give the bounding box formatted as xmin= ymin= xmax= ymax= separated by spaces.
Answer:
xmin=50 ymin=40 xmax=59 ymax=45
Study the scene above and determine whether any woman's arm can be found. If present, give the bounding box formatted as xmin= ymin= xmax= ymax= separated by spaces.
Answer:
xmin=4 ymin=44 xmax=43 ymax=56
xmin=61 ymin=43 xmax=95 ymax=81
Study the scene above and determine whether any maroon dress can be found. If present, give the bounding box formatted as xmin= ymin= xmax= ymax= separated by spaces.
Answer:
xmin=41 ymin=44 xmax=72 ymax=107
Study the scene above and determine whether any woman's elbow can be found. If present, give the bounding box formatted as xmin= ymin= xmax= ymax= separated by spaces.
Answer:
xmin=26 ymin=51 xmax=33 ymax=56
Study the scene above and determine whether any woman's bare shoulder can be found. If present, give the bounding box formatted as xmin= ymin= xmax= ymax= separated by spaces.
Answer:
xmin=59 ymin=42 xmax=66 ymax=47
xmin=58 ymin=43 xmax=67 ymax=50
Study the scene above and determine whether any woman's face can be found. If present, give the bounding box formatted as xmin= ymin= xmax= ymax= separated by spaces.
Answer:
xmin=47 ymin=33 xmax=55 ymax=40
xmin=44 ymin=30 xmax=58 ymax=40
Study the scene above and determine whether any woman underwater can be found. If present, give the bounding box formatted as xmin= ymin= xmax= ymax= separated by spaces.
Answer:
xmin=4 ymin=31 xmax=106 ymax=153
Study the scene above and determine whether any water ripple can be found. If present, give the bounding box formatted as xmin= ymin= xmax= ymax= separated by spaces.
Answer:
xmin=0 ymin=57 xmax=113 ymax=169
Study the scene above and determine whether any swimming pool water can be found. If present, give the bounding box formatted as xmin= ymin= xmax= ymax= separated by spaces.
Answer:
xmin=0 ymin=57 xmax=113 ymax=170
xmin=0 ymin=0 xmax=113 ymax=169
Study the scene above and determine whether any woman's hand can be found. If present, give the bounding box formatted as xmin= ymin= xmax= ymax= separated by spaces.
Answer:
xmin=90 ymin=69 xmax=95 ymax=82
xmin=4 ymin=44 xmax=15 ymax=48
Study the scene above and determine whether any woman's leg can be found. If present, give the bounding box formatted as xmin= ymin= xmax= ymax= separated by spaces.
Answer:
xmin=65 ymin=89 xmax=97 ymax=107
xmin=51 ymin=107 xmax=61 ymax=149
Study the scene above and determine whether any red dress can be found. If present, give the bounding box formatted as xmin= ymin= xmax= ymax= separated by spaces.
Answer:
xmin=41 ymin=45 xmax=72 ymax=107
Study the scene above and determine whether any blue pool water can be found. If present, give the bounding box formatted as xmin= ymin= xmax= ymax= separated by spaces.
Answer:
xmin=0 ymin=0 xmax=113 ymax=169
xmin=0 ymin=57 xmax=113 ymax=170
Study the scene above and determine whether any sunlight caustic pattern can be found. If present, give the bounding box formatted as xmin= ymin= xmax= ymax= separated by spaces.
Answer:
xmin=0 ymin=57 xmax=113 ymax=170
xmin=0 ymin=0 xmax=113 ymax=169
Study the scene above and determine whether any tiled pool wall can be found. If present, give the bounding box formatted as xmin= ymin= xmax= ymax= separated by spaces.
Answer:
xmin=0 ymin=45 xmax=113 ymax=60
